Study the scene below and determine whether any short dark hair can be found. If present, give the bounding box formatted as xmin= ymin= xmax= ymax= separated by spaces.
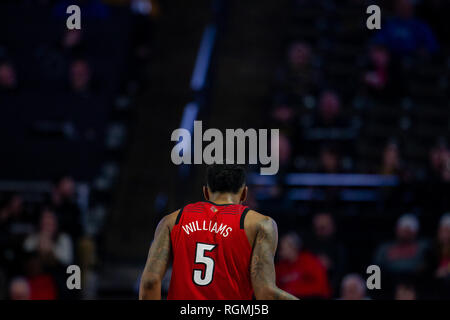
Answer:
xmin=206 ymin=163 xmax=246 ymax=194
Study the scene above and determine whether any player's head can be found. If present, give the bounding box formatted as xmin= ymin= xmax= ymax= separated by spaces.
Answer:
xmin=203 ymin=163 xmax=247 ymax=204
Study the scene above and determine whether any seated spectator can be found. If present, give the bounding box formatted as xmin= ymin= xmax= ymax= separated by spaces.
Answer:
xmin=313 ymin=90 xmax=348 ymax=129
xmin=271 ymin=103 xmax=297 ymax=128
xmin=374 ymin=214 xmax=429 ymax=281
xmin=363 ymin=45 xmax=390 ymax=91
xmin=428 ymin=139 xmax=450 ymax=183
xmin=362 ymin=44 xmax=402 ymax=98
xmin=423 ymin=141 xmax=450 ymax=219
xmin=275 ymin=232 xmax=331 ymax=299
xmin=394 ymin=282 xmax=417 ymax=300
xmin=379 ymin=140 xmax=403 ymax=176
xmin=129 ymin=0 xmax=161 ymax=19
xmin=339 ymin=274 xmax=369 ymax=300
xmin=8 ymin=277 xmax=31 ymax=300
xmin=425 ymin=213 xmax=450 ymax=298
xmin=371 ymin=0 xmax=439 ymax=58
xmin=0 ymin=193 xmax=34 ymax=275
xmin=60 ymin=29 xmax=86 ymax=58
xmin=23 ymin=253 xmax=57 ymax=300
xmin=317 ymin=145 xmax=342 ymax=173
xmin=0 ymin=60 xmax=18 ymax=93
xmin=275 ymin=41 xmax=320 ymax=97
xmin=48 ymin=176 xmax=83 ymax=241
xmin=379 ymin=140 xmax=414 ymax=186
xmin=307 ymin=212 xmax=347 ymax=296
xmin=68 ymin=59 xmax=94 ymax=95
xmin=23 ymin=209 xmax=74 ymax=268
xmin=433 ymin=213 xmax=450 ymax=281
xmin=0 ymin=193 xmax=33 ymax=235
xmin=0 ymin=193 xmax=23 ymax=224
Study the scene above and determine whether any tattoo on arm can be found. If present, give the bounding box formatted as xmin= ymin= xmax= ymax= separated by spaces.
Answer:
xmin=250 ymin=217 xmax=298 ymax=300
xmin=139 ymin=215 xmax=172 ymax=300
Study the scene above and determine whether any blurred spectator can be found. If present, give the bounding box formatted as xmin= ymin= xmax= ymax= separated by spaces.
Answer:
xmin=362 ymin=44 xmax=402 ymax=98
xmin=271 ymin=104 xmax=296 ymax=127
xmin=394 ymin=282 xmax=417 ymax=300
xmin=23 ymin=252 xmax=57 ymax=300
xmin=275 ymin=41 xmax=320 ymax=97
xmin=288 ymin=42 xmax=311 ymax=70
xmin=423 ymin=141 xmax=450 ymax=222
xmin=69 ymin=59 xmax=93 ymax=94
xmin=379 ymin=140 xmax=402 ymax=176
xmin=0 ymin=60 xmax=18 ymax=93
xmin=0 ymin=193 xmax=33 ymax=232
xmin=313 ymin=90 xmax=346 ymax=129
xmin=374 ymin=214 xmax=429 ymax=280
xmin=339 ymin=274 xmax=368 ymax=300
xmin=0 ymin=193 xmax=34 ymax=276
xmin=318 ymin=145 xmax=341 ymax=173
xmin=371 ymin=0 xmax=439 ymax=58
xmin=363 ymin=45 xmax=390 ymax=91
xmin=23 ymin=209 xmax=74 ymax=267
xmin=0 ymin=193 xmax=25 ymax=224
xmin=275 ymin=232 xmax=331 ymax=299
xmin=9 ymin=277 xmax=31 ymax=300
xmin=428 ymin=140 xmax=450 ymax=183
xmin=433 ymin=213 xmax=450 ymax=280
xmin=60 ymin=29 xmax=86 ymax=58
xmin=48 ymin=176 xmax=83 ymax=241
xmin=424 ymin=213 xmax=450 ymax=298
xmin=130 ymin=0 xmax=161 ymax=18
xmin=307 ymin=212 xmax=346 ymax=296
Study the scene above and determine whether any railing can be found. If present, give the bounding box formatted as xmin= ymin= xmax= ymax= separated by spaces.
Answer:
xmin=177 ymin=0 xmax=223 ymax=178
xmin=248 ymin=173 xmax=399 ymax=202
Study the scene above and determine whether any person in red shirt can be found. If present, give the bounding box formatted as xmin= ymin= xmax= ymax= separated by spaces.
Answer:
xmin=139 ymin=163 xmax=297 ymax=300
xmin=276 ymin=232 xmax=331 ymax=299
xmin=23 ymin=253 xmax=57 ymax=300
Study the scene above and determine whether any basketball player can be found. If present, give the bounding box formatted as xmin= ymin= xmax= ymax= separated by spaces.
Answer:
xmin=139 ymin=164 xmax=297 ymax=300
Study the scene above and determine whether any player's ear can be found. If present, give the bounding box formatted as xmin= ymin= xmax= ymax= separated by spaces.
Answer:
xmin=239 ymin=186 xmax=248 ymax=204
xmin=203 ymin=186 xmax=210 ymax=201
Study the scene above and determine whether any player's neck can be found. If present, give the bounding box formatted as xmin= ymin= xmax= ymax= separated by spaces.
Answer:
xmin=208 ymin=193 xmax=239 ymax=205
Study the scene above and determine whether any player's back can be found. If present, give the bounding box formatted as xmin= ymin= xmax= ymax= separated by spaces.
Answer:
xmin=167 ymin=201 xmax=253 ymax=300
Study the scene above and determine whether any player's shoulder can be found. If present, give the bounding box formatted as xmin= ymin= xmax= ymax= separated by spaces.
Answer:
xmin=159 ymin=209 xmax=182 ymax=231
xmin=244 ymin=209 xmax=277 ymax=233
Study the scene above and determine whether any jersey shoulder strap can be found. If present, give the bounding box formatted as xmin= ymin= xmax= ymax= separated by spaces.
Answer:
xmin=174 ymin=206 xmax=184 ymax=225
xmin=240 ymin=207 xmax=250 ymax=229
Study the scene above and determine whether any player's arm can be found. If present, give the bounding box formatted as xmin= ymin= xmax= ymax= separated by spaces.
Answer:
xmin=250 ymin=216 xmax=299 ymax=300
xmin=139 ymin=211 xmax=177 ymax=300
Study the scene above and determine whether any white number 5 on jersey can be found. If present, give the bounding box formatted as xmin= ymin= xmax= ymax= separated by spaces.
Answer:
xmin=193 ymin=243 xmax=217 ymax=286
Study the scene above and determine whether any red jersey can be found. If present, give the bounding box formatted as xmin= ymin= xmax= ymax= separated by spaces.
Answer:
xmin=275 ymin=251 xmax=331 ymax=299
xmin=167 ymin=201 xmax=253 ymax=300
